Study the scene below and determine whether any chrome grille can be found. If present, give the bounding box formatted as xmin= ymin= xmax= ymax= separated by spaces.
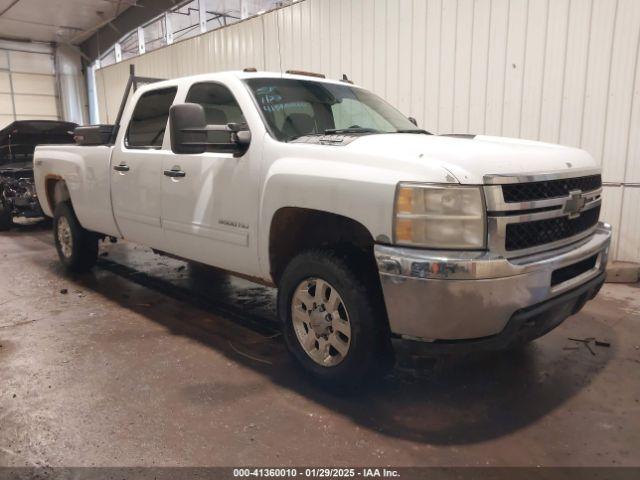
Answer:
xmin=483 ymin=169 xmax=603 ymax=257
xmin=502 ymin=174 xmax=601 ymax=203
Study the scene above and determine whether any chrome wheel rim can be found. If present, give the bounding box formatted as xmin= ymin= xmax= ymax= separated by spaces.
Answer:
xmin=291 ymin=278 xmax=352 ymax=367
xmin=57 ymin=217 xmax=73 ymax=258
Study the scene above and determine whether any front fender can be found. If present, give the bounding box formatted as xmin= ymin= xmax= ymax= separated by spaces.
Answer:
xmin=258 ymin=158 xmax=403 ymax=278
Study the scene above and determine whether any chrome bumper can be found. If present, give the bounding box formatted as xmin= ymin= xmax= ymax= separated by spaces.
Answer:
xmin=375 ymin=223 xmax=612 ymax=341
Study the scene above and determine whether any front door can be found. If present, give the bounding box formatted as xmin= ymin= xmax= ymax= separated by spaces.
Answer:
xmin=160 ymin=81 xmax=260 ymax=275
xmin=110 ymin=86 xmax=177 ymax=249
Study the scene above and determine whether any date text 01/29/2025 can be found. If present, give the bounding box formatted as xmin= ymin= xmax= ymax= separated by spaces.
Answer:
xmin=232 ymin=468 xmax=400 ymax=478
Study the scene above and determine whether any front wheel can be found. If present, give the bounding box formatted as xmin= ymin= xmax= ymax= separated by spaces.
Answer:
xmin=277 ymin=249 xmax=389 ymax=389
xmin=53 ymin=202 xmax=98 ymax=273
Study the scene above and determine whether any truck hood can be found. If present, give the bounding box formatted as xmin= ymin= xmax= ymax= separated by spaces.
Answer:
xmin=345 ymin=134 xmax=596 ymax=184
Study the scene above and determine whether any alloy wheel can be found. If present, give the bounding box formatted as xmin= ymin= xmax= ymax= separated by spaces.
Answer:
xmin=291 ymin=278 xmax=352 ymax=367
xmin=57 ymin=216 xmax=73 ymax=258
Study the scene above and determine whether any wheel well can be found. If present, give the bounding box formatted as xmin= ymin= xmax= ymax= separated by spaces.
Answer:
xmin=45 ymin=177 xmax=70 ymax=213
xmin=269 ymin=207 xmax=376 ymax=285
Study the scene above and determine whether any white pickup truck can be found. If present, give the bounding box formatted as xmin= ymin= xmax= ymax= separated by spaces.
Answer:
xmin=34 ymin=69 xmax=611 ymax=386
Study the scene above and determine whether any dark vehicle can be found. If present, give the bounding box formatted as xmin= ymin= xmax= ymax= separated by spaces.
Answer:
xmin=0 ymin=120 xmax=76 ymax=230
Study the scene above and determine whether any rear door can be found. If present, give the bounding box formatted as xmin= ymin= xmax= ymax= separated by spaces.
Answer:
xmin=110 ymin=86 xmax=177 ymax=248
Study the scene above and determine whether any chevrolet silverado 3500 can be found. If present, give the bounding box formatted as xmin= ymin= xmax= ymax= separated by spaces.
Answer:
xmin=34 ymin=70 xmax=611 ymax=385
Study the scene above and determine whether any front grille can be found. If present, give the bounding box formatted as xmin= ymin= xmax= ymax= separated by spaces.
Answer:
xmin=505 ymin=205 xmax=600 ymax=251
xmin=502 ymin=175 xmax=601 ymax=203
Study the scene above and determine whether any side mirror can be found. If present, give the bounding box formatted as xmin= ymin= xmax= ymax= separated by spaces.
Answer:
xmin=170 ymin=102 xmax=251 ymax=156
xmin=170 ymin=103 xmax=207 ymax=154
xmin=408 ymin=117 xmax=418 ymax=127
xmin=231 ymin=128 xmax=251 ymax=149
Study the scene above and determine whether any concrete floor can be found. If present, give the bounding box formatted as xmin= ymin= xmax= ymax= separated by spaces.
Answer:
xmin=1 ymin=222 xmax=639 ymax=468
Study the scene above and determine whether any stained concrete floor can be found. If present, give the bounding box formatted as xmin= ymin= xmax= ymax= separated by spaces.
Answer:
xmin=0 ymin=222 xmax=639 ymax=468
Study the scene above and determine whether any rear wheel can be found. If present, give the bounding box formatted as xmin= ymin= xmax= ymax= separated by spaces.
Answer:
xmin=53 ymin=202 xmax=98 ymax=273
xmin=278 ymin=249 xmax=389 ymax=389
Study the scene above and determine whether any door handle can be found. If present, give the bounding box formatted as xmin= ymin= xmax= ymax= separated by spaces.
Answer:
xmin=164 ymin=167 xmax=186 ymax=178
xmin=113 ymin=163 xmax=130 ymax=172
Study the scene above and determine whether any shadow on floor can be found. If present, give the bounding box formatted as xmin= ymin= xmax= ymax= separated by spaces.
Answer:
xmin=28 ymin=237 xmax=615 ymax=446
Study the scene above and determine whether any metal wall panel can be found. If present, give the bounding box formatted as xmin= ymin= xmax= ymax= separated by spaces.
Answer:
xmin=627 ymin=39 xmax=640 ymax=184
xmin=10 ymin=73 xmax=56 ymax=95
xmin=0 ymin=94 xmax=13 ymax=116
xmin=8 ymin=51 xmax=55 ymax=75
xmin=619 ymin=188 xmax=640 ymax=261
xmin=581 ymin=0 xmax=618 ymax=173
xmin=0 ymin=114 xmax=13 ymax=128
xmin=0 ymin=72 xmax=10 ymax=93
xmin=600 ymin=185 xmax=624 ymax=260
xmin=96 ymin=0 xmax=640 ymax=261
xmin=14 ymin=94 xmax=58 ymax=116
xmin=602 ymin=0 xmax=640 ymax=184
xmin=0 ymin=41 xmax=59 ymax=129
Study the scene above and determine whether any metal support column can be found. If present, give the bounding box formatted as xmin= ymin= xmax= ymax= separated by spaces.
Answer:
xmin=137 ymin=27 xmax=146 ymax=55
xmin=4 ymin=50 xmax=16 ymax=121
xmin=165 ymin=12 xmax=174 ymax=45
xmin=198 ymin=0 xmax=207 ymax=33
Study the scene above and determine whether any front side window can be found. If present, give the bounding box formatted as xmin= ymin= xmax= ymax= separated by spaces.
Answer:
xmin=186 ymin=82 xmax=247 ymax=153
xmin=245 ymin=78 xmax=417 ymax=142
xmin=125 ymin=87 xmax=177 ymax=148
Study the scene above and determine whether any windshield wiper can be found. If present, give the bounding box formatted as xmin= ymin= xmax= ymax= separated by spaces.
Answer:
xmin=287 ymin=133 xmax=324 ymax=142
xmin=395 ymin=129 xmax=431 ymax=135
xmin=288 ymin=127 xmax=383 ymax=142
xmin=324 ymin=127 xmax=381 ymax=135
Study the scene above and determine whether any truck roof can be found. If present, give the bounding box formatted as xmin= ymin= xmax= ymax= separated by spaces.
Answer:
xmin=135 ymin=70 xmax=359 ymax=95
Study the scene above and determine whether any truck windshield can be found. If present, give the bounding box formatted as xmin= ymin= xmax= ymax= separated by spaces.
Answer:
xmin=245 ymin=78 xmax=420 ymax=142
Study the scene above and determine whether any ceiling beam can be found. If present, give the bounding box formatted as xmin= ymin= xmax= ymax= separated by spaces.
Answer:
xmin=79 ymin=0 xmax=178 ymax=63
xmin=97 ymin=11 xmax=123 ymax=36
xmin=0 ymin=16 xmax=84 ymax=31
xmin=59 ymin=40 xmax=91 ymax=62
xmin=0 ymin=0 xmax=21 ymax=18
xmin=100 ymin=0 xmax=143 ymax=8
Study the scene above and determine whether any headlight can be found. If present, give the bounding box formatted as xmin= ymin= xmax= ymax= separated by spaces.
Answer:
xmin=393 ymin=183 xmax=486 ymax=249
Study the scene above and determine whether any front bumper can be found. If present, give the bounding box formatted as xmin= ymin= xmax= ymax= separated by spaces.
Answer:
xmin=375 ymin=223 xmax=611 ymax=346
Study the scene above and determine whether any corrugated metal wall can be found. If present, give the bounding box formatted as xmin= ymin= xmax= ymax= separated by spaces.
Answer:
xmin=96 ymin=0 xmax=640 ymax=262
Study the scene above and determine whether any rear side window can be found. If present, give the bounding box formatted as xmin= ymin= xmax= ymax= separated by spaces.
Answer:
xmin=125 ymin=87 xmax=177 ymax=148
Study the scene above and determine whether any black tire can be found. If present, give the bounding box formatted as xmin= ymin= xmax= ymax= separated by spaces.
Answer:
xmin=277 ymin=249 xmax=390 ymax=389
xmin=53 ymin=202 xmax=98 ymax=273
xmin=0 ymin=195 xmax=12 ymax=231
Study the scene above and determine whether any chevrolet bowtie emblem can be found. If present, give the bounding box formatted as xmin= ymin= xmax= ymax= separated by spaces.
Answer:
xmin=564 ymin=190 xmax=586 ymax=218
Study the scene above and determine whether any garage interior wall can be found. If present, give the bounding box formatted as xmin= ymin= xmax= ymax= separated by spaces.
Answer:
xmin=94 ymin=0 xmax=640 ymax=262
xmin=0 ymin=39 xmax=87 ymax=129
xmin=0 ymin=39 xmax=59 ymax=129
